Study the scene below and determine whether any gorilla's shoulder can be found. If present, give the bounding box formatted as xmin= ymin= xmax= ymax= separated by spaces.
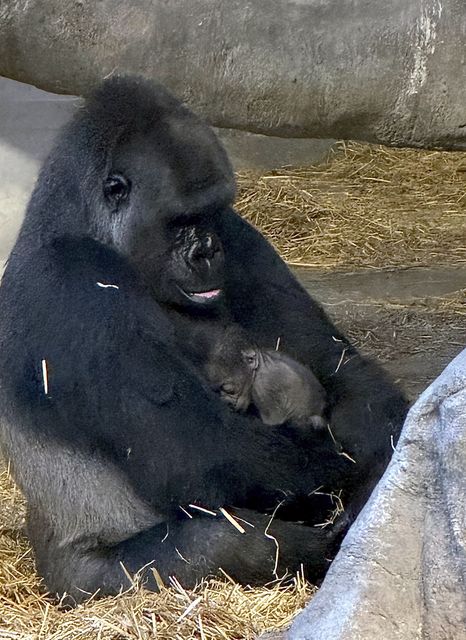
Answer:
xmin=46 ymin=236 xmax=141 ymax=287
xmin=0 ymin=236 xmax=177 ymax=427
xmin=1 ymin=235 xmax=174 ymax=347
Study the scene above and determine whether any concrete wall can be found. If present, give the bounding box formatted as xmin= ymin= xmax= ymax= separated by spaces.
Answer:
xmin=1 ymin=0 xmax=465 ymax=149
xmin=0 ymin=79 xmax=79 ymax=270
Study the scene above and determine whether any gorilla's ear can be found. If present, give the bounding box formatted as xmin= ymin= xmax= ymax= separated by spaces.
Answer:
xmin=242 ymin=349 xmax=259 ymax=371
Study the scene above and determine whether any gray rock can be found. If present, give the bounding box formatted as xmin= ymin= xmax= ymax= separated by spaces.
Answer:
xmin=288 ymin=347 xmax=466 ymax=640
xmin=1 ymin=0 xmax=466 ymax=148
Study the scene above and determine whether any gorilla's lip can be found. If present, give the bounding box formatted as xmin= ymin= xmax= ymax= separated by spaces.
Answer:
xmin=190 ymin=289 xmax=222 ymax=300
xmin=177 ymin=285 xmax=223 ymax=304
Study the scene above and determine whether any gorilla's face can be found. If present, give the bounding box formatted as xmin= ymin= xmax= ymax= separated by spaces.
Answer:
xmin=96 ymin=114 xmax=235 ymax=310
xmin=206 ymin=353 xmax=255 ymax=412
xmin=162 ymin=223 xmax=225 ymax=307
xmin=206 ymin=328 xmax=259 ymax=412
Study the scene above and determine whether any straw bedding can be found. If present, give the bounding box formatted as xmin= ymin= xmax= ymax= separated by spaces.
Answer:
xmin=237 ymin=142 xmax=466 ymax=270
xmin=0 ymin=142 xmax=465 ymax=638
xmin=0 ymin=467 xmax=313 ymax=639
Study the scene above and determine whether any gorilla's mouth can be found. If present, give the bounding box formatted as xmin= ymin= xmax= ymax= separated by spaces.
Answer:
xmin=177 ymin=285 xmax=223 ymax=304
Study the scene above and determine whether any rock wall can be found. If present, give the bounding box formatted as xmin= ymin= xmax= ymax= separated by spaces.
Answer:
xmin=1 ymin=0 xmax=465 ymax=148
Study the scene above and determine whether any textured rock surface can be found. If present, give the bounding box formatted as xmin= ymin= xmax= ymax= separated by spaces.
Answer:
xmin=287 ymin=347 xmax=466 ymax=640
xmin=1 ymin=0 xmax=466 ymax=148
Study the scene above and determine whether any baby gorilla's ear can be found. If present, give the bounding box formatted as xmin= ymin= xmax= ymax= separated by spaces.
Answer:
xmin=242 ymin=348 xmax=259 ymax=371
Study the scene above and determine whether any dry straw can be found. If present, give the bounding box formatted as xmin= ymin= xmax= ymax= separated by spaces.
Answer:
xmin=237 ymin=141 xmax=466 ymax=270
xmin=0 ymin=142 xmax=465 ymax=638
xmin=0 ymin=467 xmax=313 ymax=639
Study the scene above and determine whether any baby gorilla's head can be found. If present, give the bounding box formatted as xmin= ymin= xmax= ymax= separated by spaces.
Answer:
xmin=205 ymin=326 xmax=258 ymax=412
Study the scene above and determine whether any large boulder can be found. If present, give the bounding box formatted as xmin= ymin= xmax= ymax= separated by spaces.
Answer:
xmin=1 ymin=0 xmax=466 ymax=148
xmin=287 ymin=346 xmax=466 ymax=639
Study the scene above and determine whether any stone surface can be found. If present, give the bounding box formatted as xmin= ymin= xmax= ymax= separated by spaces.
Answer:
xmin=219 ymin=129 xmax=335 ymax=171
xmin=1 ymin=0 xmax=466 ymax=148
xmin=297 ymin=267 xmax=466 ymax=305
xmin=0 ymin=78 xmax=79 ymax=270
xmin=297 ymin=267 xmax=466 ymax=400
xmin=287 ymin=347 xmax=466 ymax=640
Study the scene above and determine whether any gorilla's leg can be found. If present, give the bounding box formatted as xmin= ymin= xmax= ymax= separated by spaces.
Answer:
xmin=30 ymin=510 xmax=340 ymax=604
xmin=15 ymin=430 xmax=342 ymax=603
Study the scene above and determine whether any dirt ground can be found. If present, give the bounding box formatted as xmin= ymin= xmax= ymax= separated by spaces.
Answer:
xmin=296 ymin=266 xmax=465 ymax=400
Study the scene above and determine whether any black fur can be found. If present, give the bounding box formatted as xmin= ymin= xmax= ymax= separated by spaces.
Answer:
xmin=0 ymin=76 xmax=407 ymax=603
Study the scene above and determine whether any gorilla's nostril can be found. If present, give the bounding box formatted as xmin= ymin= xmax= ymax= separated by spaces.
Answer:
xmin=188 ymin=241 xmax=204 ymax=262
xmin=189 ymin=235 xmax=220 ymax=263
xmin=202 ymin=235 xmax=218 ymax=260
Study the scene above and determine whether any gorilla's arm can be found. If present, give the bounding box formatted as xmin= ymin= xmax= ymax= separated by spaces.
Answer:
xmin=219 ymin=208 xmax=355 ymax=374
xmin=219 ymin=210 xmax=408 ymax=515
xmin=30 ymin=505 xmax=339 ymax=604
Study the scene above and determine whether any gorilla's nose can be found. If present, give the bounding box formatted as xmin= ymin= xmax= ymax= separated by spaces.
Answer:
xmin=188 ymin=234 xmax=223 ymax=265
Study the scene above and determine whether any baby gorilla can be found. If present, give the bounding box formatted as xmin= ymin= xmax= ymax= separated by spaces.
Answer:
xmin=207 ymin=326 xmax=327 ymax=428
xmin=187 ymin=323 xmax=327 ymax=428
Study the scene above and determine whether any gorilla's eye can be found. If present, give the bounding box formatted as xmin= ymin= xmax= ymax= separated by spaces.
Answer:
xmin=103 ymin=173 xmax=131 ymax=207
xmin=243 ymin=350 xmax=258 ymax=370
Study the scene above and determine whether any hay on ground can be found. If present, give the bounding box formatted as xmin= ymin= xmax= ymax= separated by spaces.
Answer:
xmin=0 ymin=468 xmax=314 ymax=639
xmin=237 ymin=142 xmax=466 ymax=269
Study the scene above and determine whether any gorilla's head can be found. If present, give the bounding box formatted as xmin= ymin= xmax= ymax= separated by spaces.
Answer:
xmin=27 ymin=76 xmax=236 ymax=310
xmin=205 ymin=326 xmax=258 ymax=412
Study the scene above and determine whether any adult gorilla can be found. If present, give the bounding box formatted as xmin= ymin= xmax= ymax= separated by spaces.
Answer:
xmin=0 ymin=76 xmax=407 ymax=603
